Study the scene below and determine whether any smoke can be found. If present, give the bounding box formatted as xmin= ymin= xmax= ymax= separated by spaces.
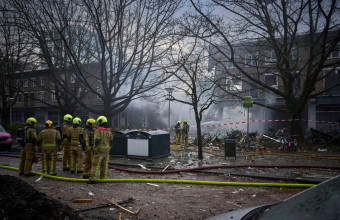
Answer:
xmin=126 ymin=89 xmax=270 ymax=136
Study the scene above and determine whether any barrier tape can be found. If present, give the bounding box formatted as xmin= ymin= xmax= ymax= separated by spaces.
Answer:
xmin=130 ymin=119 xmax=339 ymax=131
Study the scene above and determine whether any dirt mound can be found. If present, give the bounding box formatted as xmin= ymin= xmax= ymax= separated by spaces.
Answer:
xmin=0 ymin=175 xmax=81 ymax=220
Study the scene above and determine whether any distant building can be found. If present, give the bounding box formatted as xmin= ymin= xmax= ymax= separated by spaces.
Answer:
xmin=208 ymin=31 xmax=340 ymax=132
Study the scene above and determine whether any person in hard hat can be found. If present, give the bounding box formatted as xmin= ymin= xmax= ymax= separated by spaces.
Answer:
xmin=61 ymin=114 xmax=73 ymax=171
xmin=37 ymin=120 xmax=61 ymax=175
xmin=82 ymin=118 xmax=96 ymax=179
xmin=182 ymin=120 xmax=190 ymax=148
xmin=68 ymin=117 xmax=84 ymax=174
xmin=18 ymin=117 xmax=38 ymax=176
xmin=88 ymin=116 xmax=113 ymax=184
xmin=175 ymin=121 xmax=182 ymax=145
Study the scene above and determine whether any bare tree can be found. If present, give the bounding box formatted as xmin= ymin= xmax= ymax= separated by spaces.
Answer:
xmin=12 ymin=0 xmax=182 ymax=126
xmin=0 ymin=1 xmax=37 ymax=128
xmin=166 ymin=36 xmax=219 ymax=159
xmin=190 ymin=0 xmax=340 ymax=135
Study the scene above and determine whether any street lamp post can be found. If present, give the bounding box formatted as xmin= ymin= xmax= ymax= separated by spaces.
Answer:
xmin=6 ymin=97 xmax=15 ymax=126
xmin=165 ymin=88 xmax=174 ymax=133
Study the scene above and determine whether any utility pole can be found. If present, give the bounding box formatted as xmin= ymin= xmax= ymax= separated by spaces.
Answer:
xmin=7 ymin=97 xmax=15 ymax=126
xmin=165 ymin=88 xmax=174 ymax=133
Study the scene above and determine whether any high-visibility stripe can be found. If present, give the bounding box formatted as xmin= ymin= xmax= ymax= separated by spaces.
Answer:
xmin=43 ymin=144 xmax=57 ymax=147
xmin=94 ymin=156 xmax=103 ymax=179
xmin=85 ymin=133 xmax=89 ymax=147
xmin=43 ymin=153 xmax=47 ymax=174
xmin=50 ymin=152 xmax=55 ymax=174
xmin=103 ymin=156 xmax=109 ymax=179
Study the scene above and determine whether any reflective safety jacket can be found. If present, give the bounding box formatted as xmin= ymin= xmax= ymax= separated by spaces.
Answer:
xmin=175 ymin=124 xmax=182 ymax=133
xmin=62 ymin=122 xmax=72 ymax=141
xmin=69 ymin=126 xmax=84 ymax=146
xmin=37 ymin=128 xmax=61 ymax=148
xmin=182 ymin=124 xmax=189 ymax=134
xmin=94 ymin=127 xmax=113 ymax=150
xmin=83 ymin=126 xmax=95 ymax=151
xmin=23 ymin=125 xmax=37 ymax=147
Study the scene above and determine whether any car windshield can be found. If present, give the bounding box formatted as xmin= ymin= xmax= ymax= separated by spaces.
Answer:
xmin=0 ymin=125 xmax=6 ymax=132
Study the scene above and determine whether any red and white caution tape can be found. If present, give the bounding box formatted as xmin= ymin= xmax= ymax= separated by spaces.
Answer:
xmin=130 ymin=119 xmax=338 ymax=130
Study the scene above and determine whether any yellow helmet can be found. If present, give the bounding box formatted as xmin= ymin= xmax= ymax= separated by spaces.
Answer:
xmin=177 ymin=121 xmax=181 ymax=124
xmin=26 ymin=117 xmax=37 ymax=126
xmin=184 ymin=120 xmax=187 ymax=123
xmin=63 ymin=114 xmax=73 ymax=122
xmin=45 ymin=120 xmax=53 ymax=128
xmin=86 ymin=118 xmax=96 ymax=127
xmin=72 ymin=117 xmax=81 ymax=125
xmin=97 ymin=116 xmax=107 ymax=125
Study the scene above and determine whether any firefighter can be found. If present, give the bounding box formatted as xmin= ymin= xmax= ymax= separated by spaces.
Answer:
xmin=82 ymin=118 xmax=96 ymax=179
xmin=61 ymin=114 xmax=73 ymax=171
xmin=182 ymin=120 xmax=190 ymax=148
xmin=18 ymin=117 xmax=38 ymax=176
xmin=175 ymin=121 xmax=182 ymax=145
xmin=88 ymin=116 xmax=113 ymax=184
xmin=68 ymin=117 xmax=84 ymax=174
xmin=37 ymin=120 xmax=61 ymax=175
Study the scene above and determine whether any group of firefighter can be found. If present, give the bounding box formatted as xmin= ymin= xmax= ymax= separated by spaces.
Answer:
xmin=174 ymin=120 xmax=190 ymax=147
xmin=18 ymin=114 xmax=113 ymax=184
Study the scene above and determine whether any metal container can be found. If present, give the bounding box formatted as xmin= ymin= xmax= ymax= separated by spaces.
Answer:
xmin=224 ymin=139 xmax=236 ymax=159
xmin=126 ymin=130 xmax=170 ymax=158
xmin=109 ymin=130 xmax=130 ymax=156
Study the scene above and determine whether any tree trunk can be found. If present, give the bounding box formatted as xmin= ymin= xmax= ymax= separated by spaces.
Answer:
xmin=286 ymin=97 xmax=304 ymax=136
xmin=103 ymin=102 xmax=114 ymax=128
xmin=194 ymin=109 xmax=203 ymax=160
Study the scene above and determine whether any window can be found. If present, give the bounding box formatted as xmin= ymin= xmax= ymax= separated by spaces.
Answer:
xmin=24 ymin=92 xmax=28 ymax=103
xmin=51 ymin=90 xmax=56 ymax=101
xmin=226 ymin=60 xmax=235 ymax=69
xmin=77 ymin=88 xmax=87 ymax=99
xmin=226 ymin=76 xmax=242 ymax=91
xmin=23 ymin=79 xmax=28 ymax=87
xmin=323 ymin=69 xmax=340 ymax=95
xmin=249 ymin=75 xmax=259 ymax=98
xmin=265 ymin=50 xmax=277 ymax=65
xmin=291 ymin=48 xmax=299 ymax=61
xmin=264 ymin=74 xmax=278 ymax=87
xmin=328 ymin=44 xmax=340 ymax=59
xmin=31 ymin=78 xmax=36 ymax=87
xmin=29 ymin=92 xmax=35 ymax=102
xmin=245 ymin=53 xmax=258 ymax=67
xmin=17 ymin=94 xmax=22 ymax=102
xmin=40 ymin=58 xmax=48 ymax=68
xmin=40 ymin=77 xmax=44 ymax=86
xmin=37 ymin=91 xmax=44 ymax=101
xmin=226 ymin=56 xmax=239 ymax=69
xmin=46 ymin=40 xmax=53 ymax=46
xmin=96 ymin=87 xmax=102 ymax=99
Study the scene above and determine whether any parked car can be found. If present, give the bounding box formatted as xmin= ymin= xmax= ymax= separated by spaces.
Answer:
xmin=207 ymin=175 xmax=340 ymax=220
xmin=0 ymin=125 xmax=13 ymax=151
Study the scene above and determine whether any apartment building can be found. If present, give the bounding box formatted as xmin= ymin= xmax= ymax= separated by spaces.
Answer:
xmin=8 ymin=64 xmax=105 ymax=126
xmin=208 ymin=31 xmax=340 ymax=132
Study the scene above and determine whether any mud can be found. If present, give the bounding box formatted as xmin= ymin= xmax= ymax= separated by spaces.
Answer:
xmin=0 ymin=175 xmax=81 ymax=220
